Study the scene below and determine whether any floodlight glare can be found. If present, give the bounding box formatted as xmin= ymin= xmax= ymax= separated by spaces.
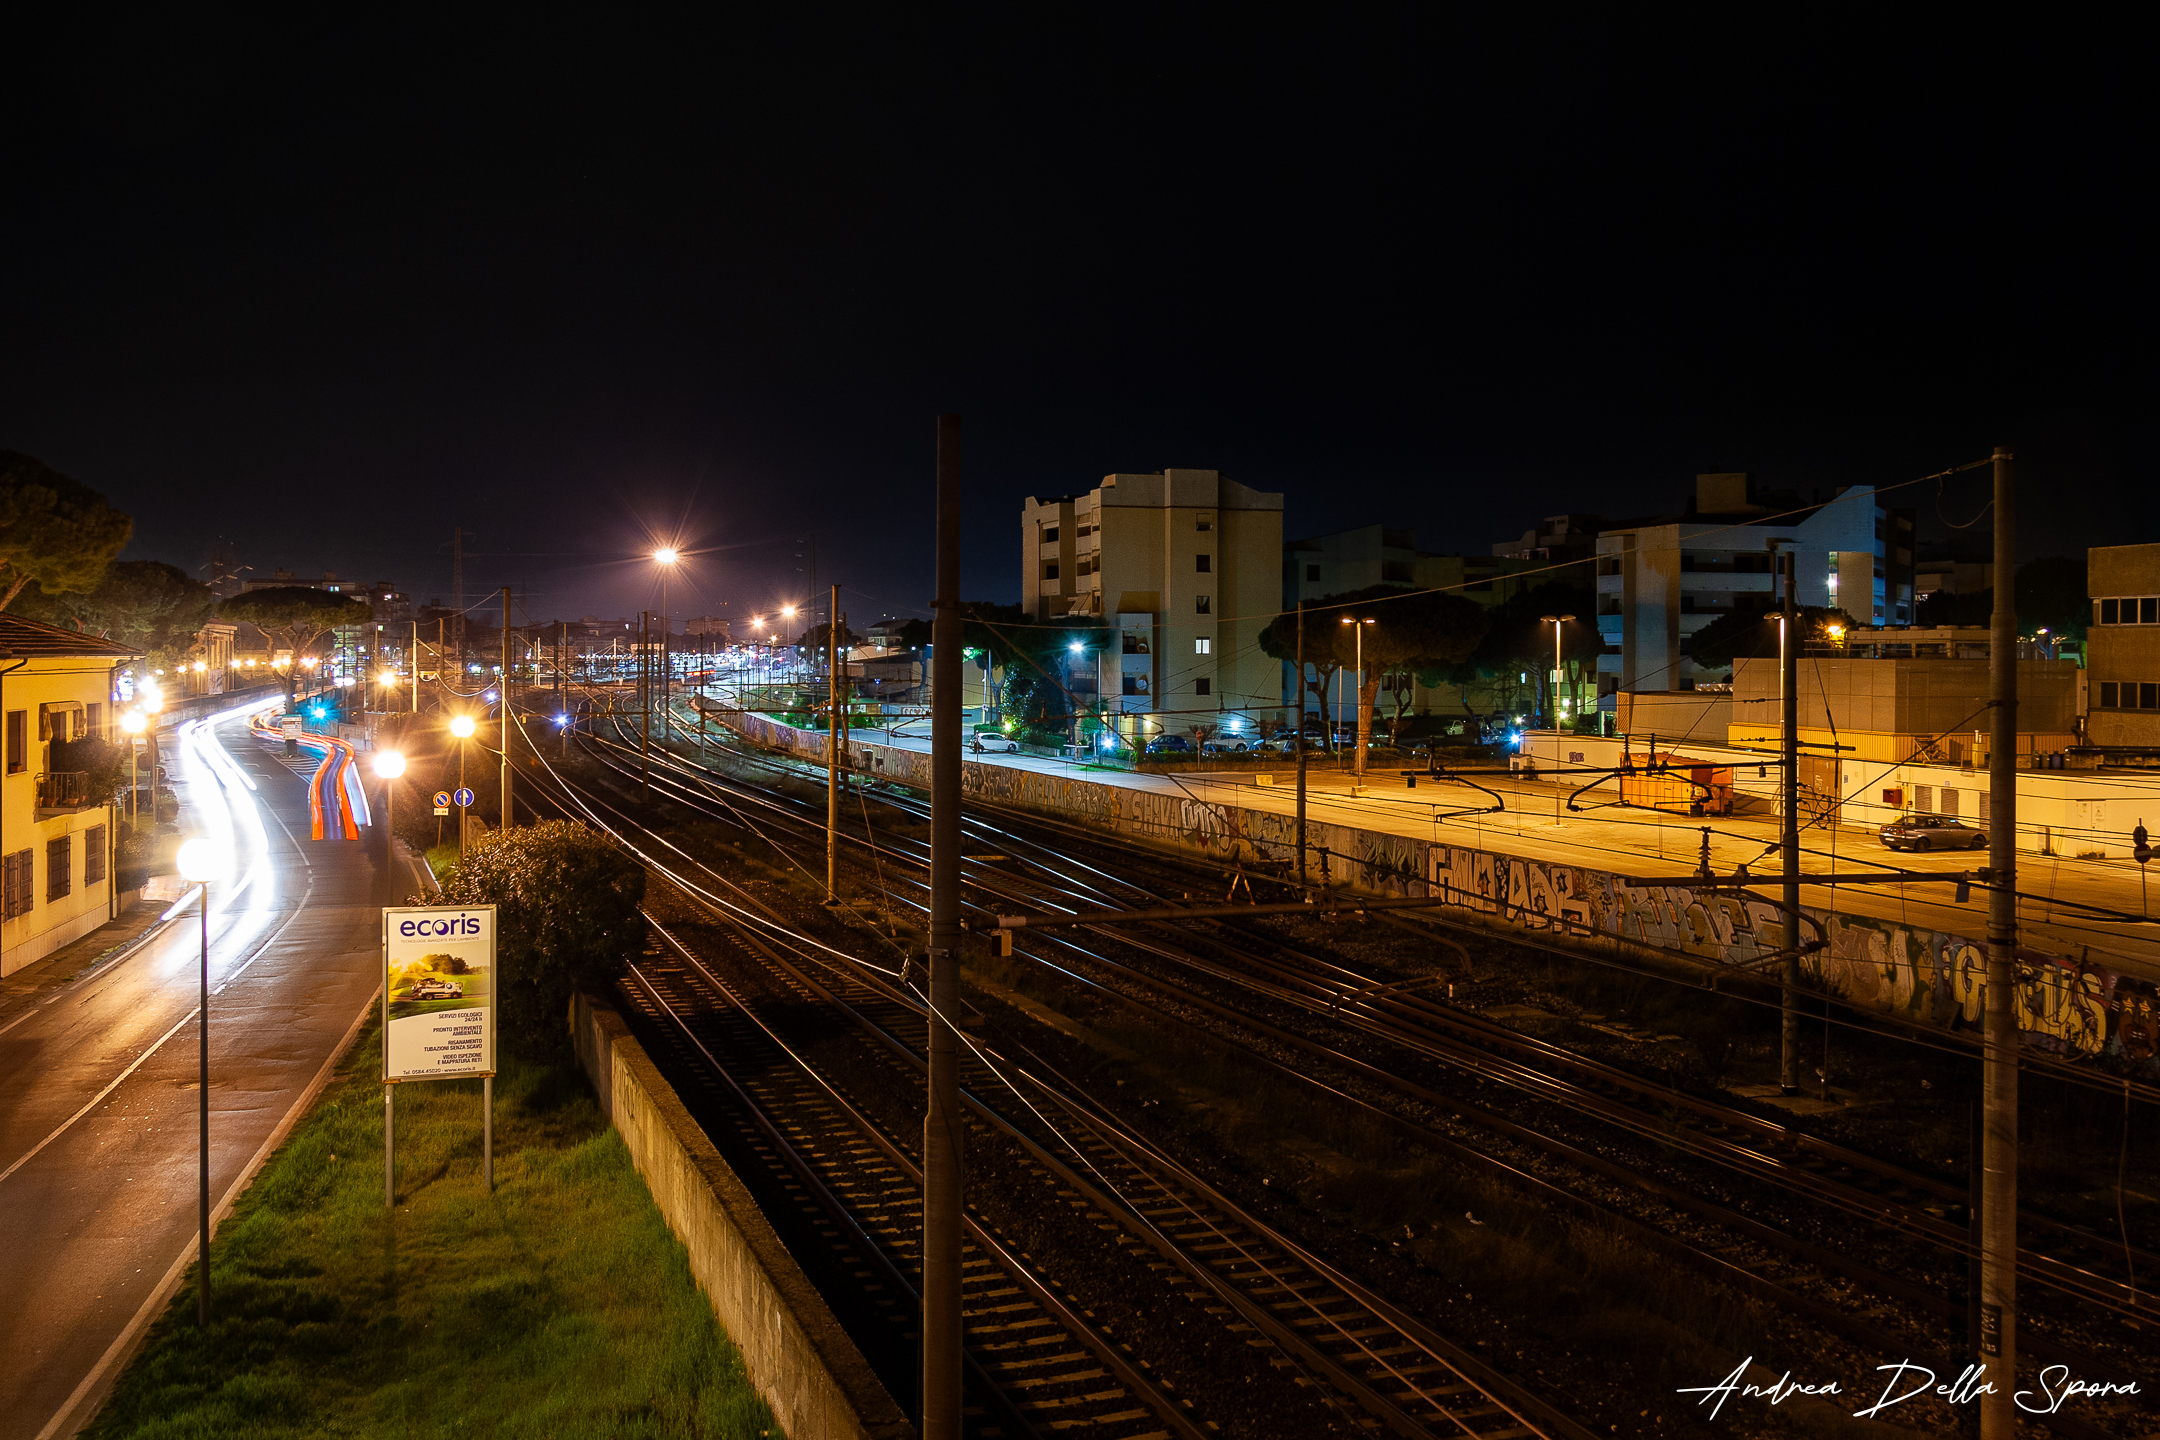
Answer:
xmin=450 ymin=716 xmax=476 ymax=738
xmin=121 ymin=710 xmax=147 ymax=735
xmin=653 ymin=548 xmax=679 ymax=565
xmin=373 ymin=751 xmax=407 ymax=779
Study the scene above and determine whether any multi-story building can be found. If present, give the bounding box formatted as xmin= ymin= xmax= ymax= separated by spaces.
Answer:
xmin=1021 ymin=469 xmax=1282 ymax=742
xmin=1 ymin=615 xmax=138 ymax=976
xmin=1285 ymin=525 xmax=1540 ymax=608
xmin=1491 ymin=513 xmax=1606 ymax=567
xmin=1596 ymin=472 xmax=1916 ymax=701
xmin=2087 ymin=542 xmax=2160 ymax=757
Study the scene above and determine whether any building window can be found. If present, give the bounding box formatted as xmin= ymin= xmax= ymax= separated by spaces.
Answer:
xmin=1195 ymin=554 xmax=1211 ymax=573
xmin=85 ymin=826 xmax=106 ymax=886
xmin=2102 ymin=599 xmax=2119 ymax=625
xmin=1122 ymin=675 xmax=1148 ymax=695
xmin=1195 ymin=596 xmax=1211 ymax=615
xmin=87 ymin=703 xmax=104 ymax=740
xmin=1043 ymin=525 xmax=1059 ymax=542
xmin=2148 ymin=599 xmax=2159 ymax=625
xmin=1196 ymin=515 xmax=1214 ymax=532
xmin=1042 ymin=562 xmax=1059 ymax=581
xmin=1194 ymin=678 xmax=1211 ymax=696
xmin=5 ymin=710 xmax=23 ymax=774
xmin=1939 ymin=789 xmax=1959 ymax=818
xmin=1305 ymin=564 xmax=1320 ymax=582
xmin=2102 ymin=682 xmax=2120 ymax=707
xmin=2147 ymin=683 xmax=2160 ymax=709
xmin=3 ymin=850 xmax=30 ymax=919
xmin=1915 ymin=785 xmax=1934 ymax=813
xmin=46 ymin=836 xmax=71 ymax=902
xmin=1195 ymin=638 xmax=1211 ymax=654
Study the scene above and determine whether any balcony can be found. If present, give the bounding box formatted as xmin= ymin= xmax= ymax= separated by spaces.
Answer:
xmin=37 ymin=771 xmax=96 ymax=817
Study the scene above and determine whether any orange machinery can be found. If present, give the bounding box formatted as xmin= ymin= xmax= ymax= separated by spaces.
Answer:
xmin=1619 ymin=750 xmax=1735 ymax=816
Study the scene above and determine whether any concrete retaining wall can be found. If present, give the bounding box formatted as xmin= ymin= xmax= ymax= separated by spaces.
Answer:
xmin=720 ymin=711 xmax=2160 ymax=1073
xmin=572 ymin=992 xmax=915 ymax=1440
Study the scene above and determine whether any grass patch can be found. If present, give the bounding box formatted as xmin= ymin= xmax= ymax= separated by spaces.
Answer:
xmin=91 ymin=1022 xmax=777 ymax=1440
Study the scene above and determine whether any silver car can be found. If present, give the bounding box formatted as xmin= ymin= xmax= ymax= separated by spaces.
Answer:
xmin=969 ymin=732 xmax=1019 ymax=753
xmin=1879 ymin=815 xmax=1986 ymax=852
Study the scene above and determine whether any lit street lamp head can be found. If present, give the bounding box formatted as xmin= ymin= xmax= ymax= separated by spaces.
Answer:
xmin=653 ymin=547 xmax=679 ymax=565
xmin=176 ymin=838 xmax=230 ymax=883
xmin=373 ymin=751 xmax=407 ymax=779
xmin=449 ymin=715 xmax=476 ymax=738
xmin=120 ymin=710 xmax=147 ymax=735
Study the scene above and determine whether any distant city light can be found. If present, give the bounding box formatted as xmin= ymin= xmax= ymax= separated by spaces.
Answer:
xmin=653 ymin=547 xmax=679 ymax=565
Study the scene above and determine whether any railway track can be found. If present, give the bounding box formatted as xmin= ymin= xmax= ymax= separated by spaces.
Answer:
xmin=518 ymin=728 xmax=1591 ymax=1438
xmin=520 ymin=707 xmax=2152 ymax=1435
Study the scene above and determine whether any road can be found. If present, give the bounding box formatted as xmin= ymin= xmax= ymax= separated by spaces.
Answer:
xmin=0 ymin=704 xmax=396 ymax=1440
xmin=694 ymin=687 xmax=2160 ymax=981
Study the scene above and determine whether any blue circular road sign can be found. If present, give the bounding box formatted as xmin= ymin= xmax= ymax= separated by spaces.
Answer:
xmin=433 ymin=791 xmax=452 ymax=809
xmin=453 ymin=787 xmax=476 ymax=808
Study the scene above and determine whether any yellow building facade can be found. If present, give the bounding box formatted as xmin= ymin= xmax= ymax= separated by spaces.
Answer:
xmin=1 ymin=615 xmax=139 ymax=976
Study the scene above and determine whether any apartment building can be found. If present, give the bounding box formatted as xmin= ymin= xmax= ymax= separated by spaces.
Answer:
xmin=2088 ymin=542 xmax=2160 ymax=756
xmin=1 ymin=615 xmax=138 ymax=976
xmin=1596 ymin=471 xmax=1916 ymax=699
xmin=1021 ymin=469 xmax=1282 ymax=739
xmin=1285 ymin=525 xmax=1541 ymax=608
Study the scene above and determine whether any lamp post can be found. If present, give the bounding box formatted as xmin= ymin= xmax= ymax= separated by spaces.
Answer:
xmin=176 ymin=837 xmax=228 ymax=1326
xmin=1540 ymin=614 xmax=1576 ymax=732
xmin=1339 ymin=616 xmax=1376 ymax=778
xmin=373 ymin=750 xmax=406 ymax=875
xmin=449 ymin=715 xmax=475 ymax=857
xmin=653 ymin=549 xmax=679 ymax=743
xmin=120 ymin=709 xmax=147 ymax=828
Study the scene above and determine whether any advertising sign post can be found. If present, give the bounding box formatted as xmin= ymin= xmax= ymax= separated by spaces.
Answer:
xmin=381 ymin=904 xmax=499 ymax=1202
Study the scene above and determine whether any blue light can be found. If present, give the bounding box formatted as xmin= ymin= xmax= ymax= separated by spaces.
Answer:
xmin=555 ymin=713 xmax=570 ymax=726
xmin=1508 ymin=730 xmax=1523 ymax=748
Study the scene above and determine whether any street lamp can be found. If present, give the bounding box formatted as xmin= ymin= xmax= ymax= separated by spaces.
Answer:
xmin=121 ymin=710 xmax=147 ymax=827
xmin=176 ymin=836 xmax=230 ymax=1326
xmin=653 ymin=548 xmax=679 ymax=743
xmin=449 ymin=716 xmax=475 ymax=857
xmin=1339 ymin=617 xmax=1376 ymax=776
xmin=1540 ymin=614 xmax=1576 ymax=732
xmin=373 ymin=750 xmax=406 ymax=868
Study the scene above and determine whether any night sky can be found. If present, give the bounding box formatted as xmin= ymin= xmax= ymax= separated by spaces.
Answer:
xmin=2 ymin=14 xmax=2150 ymax=627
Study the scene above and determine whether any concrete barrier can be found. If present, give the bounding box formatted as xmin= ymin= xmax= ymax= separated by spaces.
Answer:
xmin=572 ymin=992 xmax=915 ymax=1440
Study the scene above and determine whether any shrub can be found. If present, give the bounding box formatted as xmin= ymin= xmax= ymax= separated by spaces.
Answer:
xmin=434 ymin=821 xmax=646 ymax=1061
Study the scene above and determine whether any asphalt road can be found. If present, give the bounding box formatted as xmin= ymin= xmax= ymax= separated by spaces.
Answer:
xmin=0 ymin=704 xmax=395 ymax=1440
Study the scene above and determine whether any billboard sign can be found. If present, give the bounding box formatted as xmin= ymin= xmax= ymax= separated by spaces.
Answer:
xmin=382 ymin=905 xmax=498 ymax=1082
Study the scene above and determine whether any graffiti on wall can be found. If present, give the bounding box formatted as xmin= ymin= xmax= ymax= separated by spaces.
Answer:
xmin=725 ymin=714 xmax=2156 ymax=1071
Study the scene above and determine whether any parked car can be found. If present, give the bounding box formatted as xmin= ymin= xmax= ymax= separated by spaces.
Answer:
xmin=1879 ymin=814 xmax=1987 ymax=852
xmin=1260 ymin=735 xmax=1304 ymax=755
xmin=1199 ymin=736 xmax=1251 ymax=754
xmin=407 ymin=977 xmax=464 ymax=1000
xmin=1145 ymin=734 xmax=1195 ymax=755
xmin=969 ymin=731 xmax=1020 ymax=753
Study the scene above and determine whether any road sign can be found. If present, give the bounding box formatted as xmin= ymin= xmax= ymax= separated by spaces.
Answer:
xmin=434 ymin=807 xmax=450 ymax=816
xmin=453 ymin=787 xmax=476 ymax=808
xmin=433 ymin=790 xmax=451 ymax=808
xmin=381 ymin=905 xmax=498 ymax=1082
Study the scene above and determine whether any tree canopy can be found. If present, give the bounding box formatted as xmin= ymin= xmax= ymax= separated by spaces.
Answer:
xmin=1686 ymin=604 xmax=1854 ymax=669
xmin=220 ymin=585 xmax=374 ymax=702
xmin=0 ymin=451 xmax=134 ymax=611
xmin=1446 ymin=580 xmax=1601 ymax=682
xmin=16 ymin=561 xmax=217 ymax=668
xmin=893 ymin=600 xmax=1033 ymax=669
xmin=1914 ymin=554 xmax=2089 ymax=640
xmin=793 ymin=620 xmax=866 ymax=652
xmin=434 ymin=820 xmax=647 ymax=1061
xmin=1262 ymin=585 xmax=1490 ymax=740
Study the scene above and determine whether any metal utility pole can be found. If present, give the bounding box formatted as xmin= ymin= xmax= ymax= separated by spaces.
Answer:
xmin=924 ymin=414 xmax=964 ymax=1440
xmin=410 ymin=620 xmax=419 ymax=713
xmin=1980 ymin=445 xmax=2019 ymax=1439
xmin=827 ymin=584 xmax=842 ymax=904
xmin=1295 ymin=601 xmax=1307 ymax=883
xmin=500 ymin=587 xmax=514 ymax=829
xmin=1778 ymin=545 xmax=1801 ymax=1095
